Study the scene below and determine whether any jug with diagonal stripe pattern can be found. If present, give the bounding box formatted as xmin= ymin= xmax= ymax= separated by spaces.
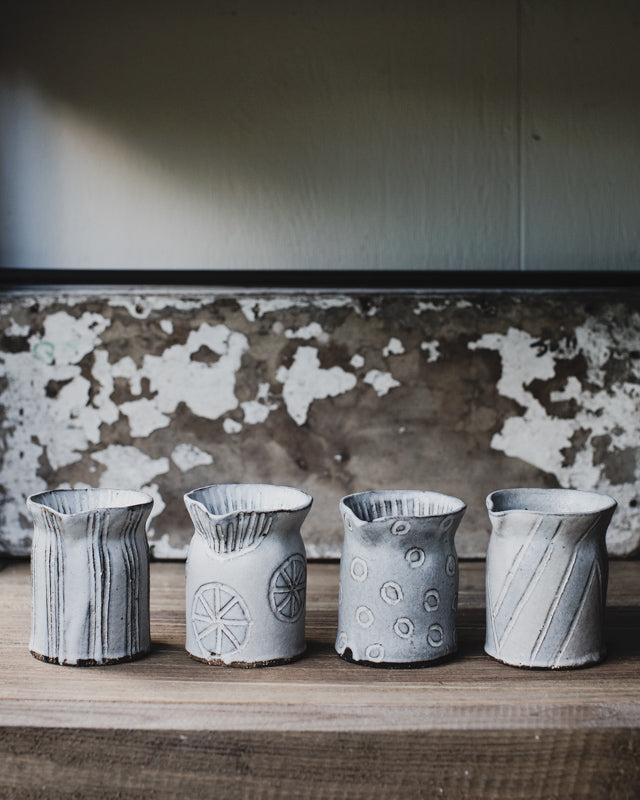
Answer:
xmin=485 ymin=488 xmax=616 ymax=669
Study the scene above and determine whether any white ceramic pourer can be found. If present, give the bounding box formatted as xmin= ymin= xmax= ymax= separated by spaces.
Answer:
xmin=27 ymin=488 xmax=153 ymax=666
xmin=485 ymin=487 xmax=617 ymax=669
xmin=183 ymin=483 xmax=312 ymax=667
xmin=335 ymin=489 xmax=466 ymax=666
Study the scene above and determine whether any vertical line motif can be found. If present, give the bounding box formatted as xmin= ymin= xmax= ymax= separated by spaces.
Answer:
xmin=121 ymin=506 xmax=136 ymax=656
xmin=100 ymin=509 xmax=111 ymax=658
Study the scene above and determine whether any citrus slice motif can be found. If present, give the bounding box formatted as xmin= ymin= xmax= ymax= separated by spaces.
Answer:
xmin=192 ymin=582 xmax=251 ymax=658
xmin=269 ymin=553 xmax=306 ymax=623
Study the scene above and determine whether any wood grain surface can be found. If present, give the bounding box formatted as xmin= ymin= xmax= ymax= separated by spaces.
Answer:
xmin=0 ymin=561 xmax=638 ymax=798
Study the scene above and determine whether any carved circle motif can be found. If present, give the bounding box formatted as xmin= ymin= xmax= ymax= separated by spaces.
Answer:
xmin=269 ymin=553 xmax=306 ymax=623
xmin=391 ymin=520 xmax=411 ymax=536
xmin=356 ymin=606 xmax=375 ymax=628
xmin=335 ymin=631 xmax=348 ymax=654
xmin=445 ymin=554 xmax=457 ymax=576
xmin=405 ymin=547 xmax=425 ymax=568
xmin=350 ymin=557 xmax=368 ymax=583
xmin=427 ymin=623 xmax=445 ymax=648
xmin=393 ymin=617 xmax=415 ymax=639
xmin=423 ymin=589 xmax=440 ymax=612
xmin=192 ymin=582 xmax=251 ymax=658
xmin=380 ymin=581 xmax=404 ymax=606
xmin=365 ymin=643 xmax=385 ymax=663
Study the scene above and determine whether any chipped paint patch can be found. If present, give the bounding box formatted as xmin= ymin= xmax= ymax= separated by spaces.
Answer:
xmin=120 ymin=398 xmax=172 ymax=438
xmin=114 ymin=323 xmax=248 ymax=428
xmin=223 ymin=418 xmax=243 ymax=434
xmin=276 ymin=346 xmax=357 ymax=425
xmin=238 ymin=294 xmax=355 ymax=322
xmin=108 ymin=295 xmax=203 ymax=319
xmin=149 ymin=533 xmax=189 ymax=559
xmin=91 ymin=445 xmax=170 ymax=489
xmin=382 ymin=337 xmax=405 ymax=357
xmin=350 ymin=354 xmax=365 ymax=369
xmin=364 ymin=369 xmax=401 ymax=397
xmin=171 ymin=444 xmax=214 ymax=472
xmin=241 ymin=383 xmax=278 ymax=425
xmin=285 ymin=322 xmax=329 ymax=343
xmin=421 ymin=340 xmax=440 ymax=363
xmin=5 ymin=319 xmax=30 ymax=337
xmin=413 ymin=299 xmax=450 ymax=315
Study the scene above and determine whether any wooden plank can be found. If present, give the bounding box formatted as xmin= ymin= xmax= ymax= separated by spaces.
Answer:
xmin=0 ymin=728 xmax=638 ymax=799
xmin=1 ymin=561 xmax=638 ymax=796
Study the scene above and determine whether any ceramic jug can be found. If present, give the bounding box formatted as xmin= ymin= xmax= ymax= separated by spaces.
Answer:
xmin=335 ymin=489 xmax=466 ymax=666
xmin=184 ymin=483 xmax=312 ymax=667
xmin=27 ymin=488 xmax=153 ymax=666
xmin=485 ymin=487 xmax=617 ymax=669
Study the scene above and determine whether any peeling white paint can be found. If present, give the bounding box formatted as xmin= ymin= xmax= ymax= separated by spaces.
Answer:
xmin=413 ymin=300 xmax=449 ymax=315
xmin=285 ymin=322 xmax=329 ymax=343
xmin=91 ymin=445 xmax=170 ymax=489
xmin=241 ymin=382 xmax=278 ymax=425
xmin=171 ymin=443 xmax=214 ymax=472
xmin=108 ymin=295 xmax=202 ymax=320
xmin=5 ymin=319 xmax=30 ymax=337
xmin=111 ymin=356 xmax=143 ymax=395
xmin=0 ymin=314 xmax=119 ymax=524
xmin=350 ymin=354 xmax=365 ymax=369
xmin=223 ymin=418 xmax=243 ymax=434
xmin=276 ymin=346 xmax=357 ymax=425
xmin=382 ymin=337 xmax=405 ymax=357
xmin=238 ymin=294 xmax=355 ymax=322
xmin=113 ymin=323 xmax=248 ymax=432
xmin=140 ymin=482 xmax=167 ymax=538
xmin=149 ymin=532 xmax=189 ymax=559
xmin=364 ymin=369 xmax=401 ymax=397
xmin=421 ymin=340 xmax=440 ymax=363
xmin=29 ymin=310 xmax=110 ymax=366
xmin=469 ymin=323 xmax=640 ymax=554
xmin=160 ymin=319 xmax=174 ymax=335
xmin=238 ymin=297 xmax=305 ymax=322
xmin=120 ymin=398 xmax=172 ymax=438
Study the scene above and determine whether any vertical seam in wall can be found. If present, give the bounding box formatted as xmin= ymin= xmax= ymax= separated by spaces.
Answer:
xmin=517 ymin=0 xmax=526 ymax=271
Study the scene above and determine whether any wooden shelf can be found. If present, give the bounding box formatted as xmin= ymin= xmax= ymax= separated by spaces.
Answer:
xmin=1 ymin=560 xmax=638 ymax=798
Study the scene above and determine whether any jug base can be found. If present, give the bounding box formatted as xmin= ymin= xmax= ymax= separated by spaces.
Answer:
xmin=337 ymin=647 xmax=456 ymax=669
xmin=189 ymin=648 xmax=306 ymax=669
xmin=31 ymin=648 xmax=150 ymax=667
xmin=484 ymin=646 xmax=606 ymax=670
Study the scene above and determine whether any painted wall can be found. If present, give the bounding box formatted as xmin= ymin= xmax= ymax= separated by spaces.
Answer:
xmin=1 ymin=1 xmax=639 ymax=272
xmin=2 ymin=289 xmax=639 ymax=559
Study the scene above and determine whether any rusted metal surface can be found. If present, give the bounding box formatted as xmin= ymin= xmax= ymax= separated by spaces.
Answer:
xmin=1 ymin=289 xmax=639 ymax=558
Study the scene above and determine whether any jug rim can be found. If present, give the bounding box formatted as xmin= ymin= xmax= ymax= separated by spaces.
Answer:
xmin=487 ymin=487 xmax=616 ymax=517
xmin=184 ymin=482 xmax=313 ymax=517
xmin=27 ymin=487 xmax=153 ymax=517
xmin=340 ymin=489 xmax=466 ymax=523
